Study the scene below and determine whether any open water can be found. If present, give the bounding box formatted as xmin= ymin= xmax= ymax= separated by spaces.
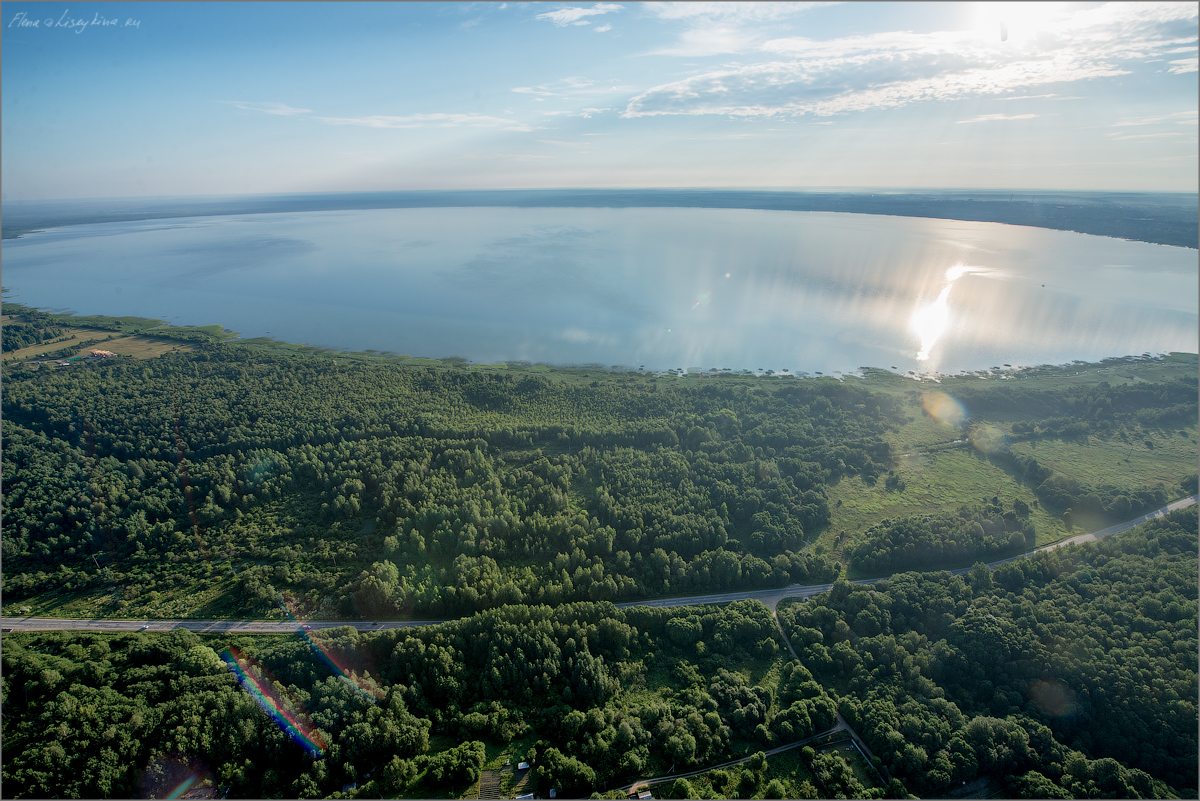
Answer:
xmin=2 ymin=206 xmax=1196 ymax=374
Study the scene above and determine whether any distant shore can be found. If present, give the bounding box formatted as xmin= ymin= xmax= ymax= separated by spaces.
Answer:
xmin=4 ymin=188 xmax=1197 ymax=248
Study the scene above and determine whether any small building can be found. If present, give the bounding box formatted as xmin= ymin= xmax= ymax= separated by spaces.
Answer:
xmin=517 ymin=761 xmax=530 ymax=771
xmin=90 ymin=350 xmax=118 ymax=358
xmin=639 ymin=792 xmax=653 ymax=800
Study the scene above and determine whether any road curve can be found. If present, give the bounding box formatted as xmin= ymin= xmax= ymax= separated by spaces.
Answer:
xmin=2 ymin=495 xmax=1193 ymax=634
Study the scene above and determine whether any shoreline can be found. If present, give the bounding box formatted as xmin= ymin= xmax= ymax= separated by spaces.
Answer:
xmin=4 ymin=299 xmax=1195 ymax=386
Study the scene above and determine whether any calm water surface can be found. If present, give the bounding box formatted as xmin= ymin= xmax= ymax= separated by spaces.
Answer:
xmin=3 ymin=207 xmax=1196 ymax=374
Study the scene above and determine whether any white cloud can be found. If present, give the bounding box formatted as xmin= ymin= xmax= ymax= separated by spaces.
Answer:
xmin=535 ymin=3 xmax=623 ymax=28
xmin=1106 ymin=131 xmax=1186 ymax=140
xmin=512 ymin=78 xmax=630 ymax=100
xmin=1112 ymin=110 xmax=1198 ymax=126
xmin=623 ymin=2 xmax=1198 ymax=119
xmin=1000 ymin=94 xmax=1058 ymax=100
xmin=595 ymin=23 xmax=612 ymax=33
xmin=644 ymin=1 xmax=835 ymax=56
xmin=650 ymin=24 xmax=764 ymax=56
xmin=957 ymin=113 xmax=1039 ymax=124
xmin=223 ymin=101 xmax=312 ymax=116
xmin=542 ymin=107 xmax=612 ymax=118
xmin=314 ymin=113 xmax=522 ymax=129
xmin=644 ymin=2 xmax=835 ymax=23
xmin=1168 ymin=56 xmax=1199 ymax=73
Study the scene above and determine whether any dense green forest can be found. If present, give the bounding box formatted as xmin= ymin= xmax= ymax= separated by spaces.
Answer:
xmin=2 ymin=510 xmax=1195 ymax=799
xmin=3 ymin=342 xmax=1194 ymax=621
xmin=1 ymin=600 xmax=846 ymax=798
xmin=2 ymin=346 xmax=899 ymax=618
xmin=1 ymin=322 xmax=1197 ymax=798
xmin=780 ymin=506 xmax=1198 ymax=799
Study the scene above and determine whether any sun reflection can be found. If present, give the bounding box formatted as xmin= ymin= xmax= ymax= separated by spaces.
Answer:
xmin=911 ymin=263 xmax=988 ymax=362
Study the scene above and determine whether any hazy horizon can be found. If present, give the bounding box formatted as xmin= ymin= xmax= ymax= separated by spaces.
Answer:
xmin=5 ymin=187 xmax=1199 ymax=207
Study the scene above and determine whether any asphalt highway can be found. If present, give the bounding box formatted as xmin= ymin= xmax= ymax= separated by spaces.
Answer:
xmin=2 ymin=494 xmax=1193 ymax=634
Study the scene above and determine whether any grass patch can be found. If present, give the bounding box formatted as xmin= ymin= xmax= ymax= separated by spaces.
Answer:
xmin=1008 ymin=426 xmax=1196 ymax=492
xmin=825 ymin=361 xmax=1198 ymax=569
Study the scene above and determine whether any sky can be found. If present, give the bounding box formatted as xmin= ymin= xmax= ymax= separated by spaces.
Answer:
xmin=2 ymin=1 xmax=1197 ymax=200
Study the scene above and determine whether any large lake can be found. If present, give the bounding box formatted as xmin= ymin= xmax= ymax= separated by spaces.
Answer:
xmin=3 ymin=207 xmax=1196 ymax=374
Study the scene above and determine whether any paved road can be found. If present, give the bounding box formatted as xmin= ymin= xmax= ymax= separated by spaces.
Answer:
xmin=2 ymin=495 xmax=1193 ymax=633
xmin=1032 ymin=492 xmax=1197 ymax=552
xmin=0 ymin=618 xmax=439 ymax=634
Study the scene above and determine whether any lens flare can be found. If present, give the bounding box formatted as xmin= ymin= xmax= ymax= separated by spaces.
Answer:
xmin=922 ymin=392 xmax=967 ymax=426
xmin=279 ymin=593 xmax=384 ymax=701
xmin=138 ymin=753 xmax=213 ymax=799
xmin=969 ymin=423 xmax=1008 ymax=454
xmin=166 ymin=775 xmax=198 ymax=800
xmin=1027 ymin=679 xmax=1080 ymax=718
xmin=221 ymin=647 xmax=328 ymax=756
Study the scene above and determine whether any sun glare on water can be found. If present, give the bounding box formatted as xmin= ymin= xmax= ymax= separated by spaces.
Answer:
xmin=911 ymin=263 xmax=992 ymax=363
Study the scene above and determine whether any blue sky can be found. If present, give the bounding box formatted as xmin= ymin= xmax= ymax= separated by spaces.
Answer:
xmin=2 ymin=1 xmax=1196 ymax=200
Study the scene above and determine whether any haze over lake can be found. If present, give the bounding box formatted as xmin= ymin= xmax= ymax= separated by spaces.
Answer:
xmin=3 ymin=206 xmax=1196 ymax=374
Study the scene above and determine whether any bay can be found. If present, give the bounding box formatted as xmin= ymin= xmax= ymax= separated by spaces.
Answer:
xmin=2 ymin=206 xmax=1196 ymax=374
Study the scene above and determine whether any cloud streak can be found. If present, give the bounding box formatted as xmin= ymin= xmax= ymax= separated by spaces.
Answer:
xmin=224 ymin=103 xmax=543 ymax=132
xmin=223 ymin=101 xmax=313 ymax=116
xmin=623 ymin=2 xmax=1199 ymax=119
xmin=317 ymin=113 xmax=532 ymax=130
xmin=535 ymin=3 xmax=623 ymax=27
xmin=957 ymin=113 xmax=1039 ymax=124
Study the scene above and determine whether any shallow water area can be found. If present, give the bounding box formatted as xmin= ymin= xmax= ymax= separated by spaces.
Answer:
xmin=3 ymin=206 xmax=1196 ymax=373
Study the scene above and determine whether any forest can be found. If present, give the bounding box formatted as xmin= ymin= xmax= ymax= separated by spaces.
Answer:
xmin=2 ymin=340 xmax=1194 ymax=622
xmin=1 ymin=321 xmax=1197 ymax=798
xmin=1 ymin=345 xmax=899 ymax=619
xmin=780 ymin=506 xmax=1198 ymax=799
xmin=1 ymin=599 xmax=847 ymax=798
xmin=2 ymin=508 xmax=1195 ymax=799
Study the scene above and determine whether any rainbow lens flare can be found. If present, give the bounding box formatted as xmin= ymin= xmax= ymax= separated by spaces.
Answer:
xmin=278 ymin=593 xmax=385 ymax=701
xmin=137 ymin=753 xmax=213 ymax=799
xmin=922 ymin=392 xmax=967 ymax=426
xmin=220 ymin=647 xmax=328 ymax=756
